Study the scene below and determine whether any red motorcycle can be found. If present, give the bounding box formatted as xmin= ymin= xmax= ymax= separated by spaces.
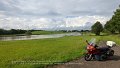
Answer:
xmin=84 ymin=39 xmax=115 ymax=61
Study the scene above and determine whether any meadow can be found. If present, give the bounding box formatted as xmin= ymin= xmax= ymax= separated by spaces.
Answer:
xmin=0 ymin=35 xmax=120 ymax=68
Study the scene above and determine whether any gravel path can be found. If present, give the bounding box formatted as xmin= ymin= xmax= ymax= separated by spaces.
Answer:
xmin=48 ymin=41 xmax=120 ymax=68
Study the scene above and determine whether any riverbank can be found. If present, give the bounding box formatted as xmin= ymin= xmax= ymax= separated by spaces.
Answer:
xmin=0 ymin=35 xmax=120 ymax=68
xmin=31 ymin=31 xmax=71 ymax=35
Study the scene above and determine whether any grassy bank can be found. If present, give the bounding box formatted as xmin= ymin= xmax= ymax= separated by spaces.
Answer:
xmin=0 ymin=31 xmax=70 ymax=36
xmin=0 ymin=35 xmax=120 ymax=68
xmin=31 ymin=31 xmax=70 ymax=35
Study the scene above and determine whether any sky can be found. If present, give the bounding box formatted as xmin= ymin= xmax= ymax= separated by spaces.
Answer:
xmin=0 ymin=0 xmax=119 ymax=30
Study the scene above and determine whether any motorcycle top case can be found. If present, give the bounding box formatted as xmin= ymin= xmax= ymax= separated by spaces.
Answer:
xmin=106 ymin=41 xmax=116 ymax=47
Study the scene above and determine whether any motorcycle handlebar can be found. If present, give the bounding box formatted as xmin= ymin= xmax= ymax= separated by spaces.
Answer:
xmin=86 ymin=40 xmax=90 ymax=45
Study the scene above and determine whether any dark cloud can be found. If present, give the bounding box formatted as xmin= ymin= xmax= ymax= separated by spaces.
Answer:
xmin=0 ymin=0 xmax=119 ymax=17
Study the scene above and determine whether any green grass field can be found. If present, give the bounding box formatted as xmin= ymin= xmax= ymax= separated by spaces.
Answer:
xmin=0 ymin=35 xmax=120 ymax=68
xmin=32 ymin=31 xmax=69 ymax=35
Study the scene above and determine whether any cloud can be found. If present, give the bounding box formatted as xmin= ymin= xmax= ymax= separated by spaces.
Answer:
xmin=0 ymin=15 xmax=109 ymax=30
xmin=0 ymin=0 xmax=119 ymax=30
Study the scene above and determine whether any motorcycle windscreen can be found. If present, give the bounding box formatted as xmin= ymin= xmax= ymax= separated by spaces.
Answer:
xmin=89 ymin=38 xmax=96 ymax=46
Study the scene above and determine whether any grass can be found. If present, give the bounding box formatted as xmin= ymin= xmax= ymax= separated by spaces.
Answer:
xmin=0 ymin=35 xmax=120 ymax=68
xmin=32 ymin=31 xmax=70 ymax=35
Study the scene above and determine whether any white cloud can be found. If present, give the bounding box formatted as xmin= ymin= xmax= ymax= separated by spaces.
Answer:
xmin=0 ymin=15 xmax=109 ymax=30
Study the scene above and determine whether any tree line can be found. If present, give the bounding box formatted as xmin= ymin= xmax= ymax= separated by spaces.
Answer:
xmin=0 ymin=29 xmax=26 ymax=35
xmin=91 ymin=5 xmax=120 ymax=35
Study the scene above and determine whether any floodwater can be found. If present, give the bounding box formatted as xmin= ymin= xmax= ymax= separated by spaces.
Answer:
xmin=0 ymin=32 xmax=81 ymax=41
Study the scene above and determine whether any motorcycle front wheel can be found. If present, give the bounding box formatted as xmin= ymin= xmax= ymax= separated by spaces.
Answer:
xmin=84 ymin=53 xmax=92 ymax=61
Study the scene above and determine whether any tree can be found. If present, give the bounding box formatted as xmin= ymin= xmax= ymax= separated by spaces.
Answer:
xmin=114 ymin=8 xmax=120 ymax=33
xmin=104 ymin=6 xmax=120 ymax=33
xmin=25 ymin=30 xmax=32 ymax=35
xmin=104 ymin=20 xmax=116 ymax=34
xmin=0 ymin=29 xmax=4 ymax=35
xmin=91 ymin=21 xmax=103 ymax=35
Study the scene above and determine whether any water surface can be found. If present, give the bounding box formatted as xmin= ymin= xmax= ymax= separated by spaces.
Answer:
xmin=0 ymin=32 xmax=81 ymax=41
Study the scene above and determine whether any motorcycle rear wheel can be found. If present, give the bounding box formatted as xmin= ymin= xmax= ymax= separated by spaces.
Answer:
xmin=109 ymin=50 xmax=114 ymax=56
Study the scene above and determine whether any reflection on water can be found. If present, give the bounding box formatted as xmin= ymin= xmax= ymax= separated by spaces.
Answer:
xmin=0 ymin=32 xmax=81 ymax=41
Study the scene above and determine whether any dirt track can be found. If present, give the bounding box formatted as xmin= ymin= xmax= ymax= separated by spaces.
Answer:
xmin=48 ymin=41 xmax=120 ymax=68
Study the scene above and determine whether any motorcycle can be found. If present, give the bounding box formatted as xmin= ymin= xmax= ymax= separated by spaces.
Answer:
xmin=84 ymin=39 xmax=115 ymax=61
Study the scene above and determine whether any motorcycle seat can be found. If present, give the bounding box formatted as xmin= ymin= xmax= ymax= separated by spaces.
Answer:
xmin=98 ymin=46 xmax=109 ymax=52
